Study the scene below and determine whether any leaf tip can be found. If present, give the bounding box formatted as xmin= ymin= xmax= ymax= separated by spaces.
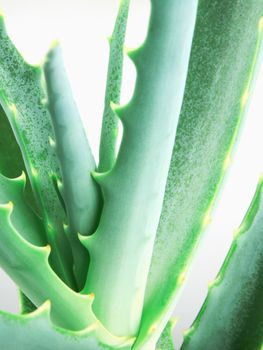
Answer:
xmin=125 ymin=46 xmax=140 ymax=63
xmin=92 ymin=170 xmax=110 ymax=186
xmin=88 ymin=292 xmax=95 ymax=301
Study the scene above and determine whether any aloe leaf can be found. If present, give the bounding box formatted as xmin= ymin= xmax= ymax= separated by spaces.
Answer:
xmin=0 ymin=104 xmax=37 ymax=212
xmin=43 ymin=44 xmax=101 ymax=289
xmin=0 ymin=104 xmax=25 ymax=177
xmin=0 ymin=302 xmax=133 ymax=350
xmin=0 ymin=172 xmax=46 ymax=245
xmin=0 ymin=16 xmax=75 ymax=287
xmin=81 ymin=0 xmax=198 ymax=337
xmin=134 ymin=2 xmax=263 ymax=347
xmin=0 ymin=185 xmax=134 ymax=347
xmin=98 ymin=0 xmax=130 ymax=172
xmin=181 ymin=177 xmax=263 ymax=350
xmin=0 ymin=88 xmax=38 ymax=313
xmin=156 ymin=320 xmax=176 ymax=350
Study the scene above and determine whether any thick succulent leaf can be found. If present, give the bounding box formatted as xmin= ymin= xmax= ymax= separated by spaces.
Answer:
xmin=0 ymin=103 xmax=37 ymax=212
xmin=98 ymin=0 xmax=130 ymax=172
xmin=135 ymin=2 xmax=263 ymax=347
xmin=0 ymin=104 xmax=25 ymax=178
xmin=0 ymin=173 xmax=46 ymax=245
xmin=0 ymin=16 xmax=75 ymax=287
xmin=0 ymin=185 xmax=134 ymax=347
xmin=0 ymin=92 xmax=38 ymax=313
xmin=156 ymin=320 xmax=176 ymax=350
xmin=0 ymin=302 xmax=133 ymax=350
xmin=81 ymin=0 xmax=198 ymax=337
xmin=43 ymin=44 xmax=101 ymax=289
xmin=181 ymin=177 xmax=263 ymax=350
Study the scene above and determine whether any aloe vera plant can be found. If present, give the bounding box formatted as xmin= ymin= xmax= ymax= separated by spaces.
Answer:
xmin=0 ymin=0 xmax=263 ymax=349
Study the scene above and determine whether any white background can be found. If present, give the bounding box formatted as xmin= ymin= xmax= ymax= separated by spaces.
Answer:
xmin=0 ymin=0 xmax=263 ymax=348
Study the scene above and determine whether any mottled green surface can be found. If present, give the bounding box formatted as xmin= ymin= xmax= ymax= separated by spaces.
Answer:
xmin=0 ymin=104 xmax=24 ymax=178
xmin=0 ymin=101 xmax=37 ymax=314
xmin=0 ymin=302 xmax=133 ymax=350
xmin=98 ymin=0 xmax=130 ymax=172
xmin=0 ymin=17 xmax=75 ymax=287
xmin=136 ymin=1 xmax=263 ymax=348
xmin=181 ymin=178 xmax=263 ymax=350
xmin=82 ymin=0 xmax=197 ymax=337
xmin=0 ymin=104 xmax=37 ymax=212
xmin=0 ymin=1 xmax=263 ymax=349
xmin=156 ymin=320 xmax=175 ymax=350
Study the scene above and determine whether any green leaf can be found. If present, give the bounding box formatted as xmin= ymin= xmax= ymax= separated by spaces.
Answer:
xmin=0 ymin=80 xmax=38 ymax=314
xmin=0 ymin=16 xmax=75 ymax=287
xmin=135 ymin=1 xmax=263 ymax=348
xmin=181 ymin=177 xmax=263 ymax=350
xmin=0 ymin=104 xmax=25 ymax=178
xmin=0 ymin=102 xmax=37 ymax=213
xmin=156 ymin=320 xmax=176 ymax=350
xmin=0 ymin=173 xmax=46 ymax=245
xmin=98 ymin=0 xmax=130 ymax=172
xmin=0 ymin=181 xmax=134 ymax=347
xmin=43 ymin=43 xmax=101 ymax=290
xmin=81 ymin=0 xmax=198 ymax=337
xmin=0 ymin=302 xmax=133 ymax=350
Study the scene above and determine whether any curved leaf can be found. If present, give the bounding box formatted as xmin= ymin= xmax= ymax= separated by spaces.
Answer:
xmin=44 ymin=44 xmax=101 ymax=290
xmin=98 ymin=0 xmax=130 ymax=172
xmin=0 ymin=302 xmax=133 ymax=350
xmin=82 ymin=0 xmax=198 ymax=337
xmin=181 ymin=177 xmax=263 ymax=350
xmin=0 ymin=16 xmax=75 ymax=287
xmin=136 ymin=1 xmax=263 ymax=348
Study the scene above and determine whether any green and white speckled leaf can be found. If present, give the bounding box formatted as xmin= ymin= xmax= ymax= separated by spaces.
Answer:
xmin=181 ymin=177 xmax=263 ymax=350
xmin=156 ymin=320 xmax=176 ymax=350
xmin=0 ymin=302 xmax=133 ymax=350
xmin=136 ymin=1 xmax=263 ymax=348
xmin=98 ymin=0 xmax=130 ymax=172
xmin=0 ymin=16 xmax=75 ymax=287
xmin=0 ymin=86 xmax=38 ymax=314
xmin=0 ymin=103 xmax=37 ymax=212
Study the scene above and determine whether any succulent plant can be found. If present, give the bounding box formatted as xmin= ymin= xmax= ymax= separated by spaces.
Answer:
xmin=0 ymin=0 xmax=262 ymax=349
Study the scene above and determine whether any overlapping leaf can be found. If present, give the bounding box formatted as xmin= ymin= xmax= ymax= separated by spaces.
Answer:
xmin=136 ymin=1 xmax=263 ymax=348
xmin=0 ymin=16 xmax=74 ymax=286
xmin=181 ymin=178 xmax=263 ymax=349
xmin=0 ymin=302 xmax=133 ymax=350
xmin=82 ymin=0 xmax=198 ymax=337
